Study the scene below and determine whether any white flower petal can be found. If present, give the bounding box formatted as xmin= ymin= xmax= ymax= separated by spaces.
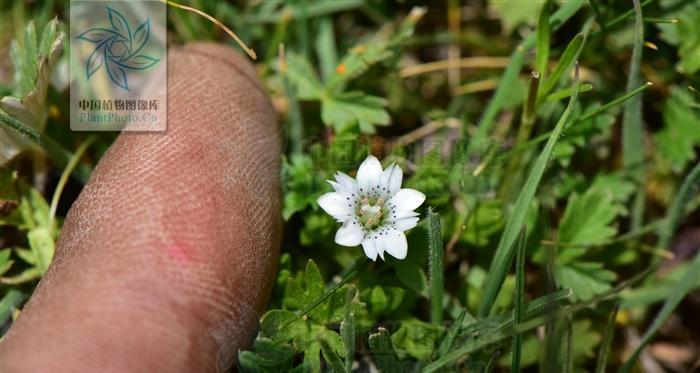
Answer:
xmin=390 ymin=188 xmax=426 ymax=211
xmin=356 ymin=155 xmax=383 ymax=196
xmin=380 ymin=227 xmax=408 ymax=260
xmin=317 ymin=192 xmax=355 ymax=221
xmin=392 ymin=216 xmax=419 ymax=231
xmin=328 ymin=180 xmax=354 ymax=195
xmin=381 ymin=164 xmax=403 ymax=197
xmin=385 ymin=208 xmax=419 ymax=222
xmin=335 ymin=217 xmax=366 ymax=247
xmin=361 ymin=237 xmax=378 ymax=261
xmin=334 ymin=172 xmax=359 ymax=195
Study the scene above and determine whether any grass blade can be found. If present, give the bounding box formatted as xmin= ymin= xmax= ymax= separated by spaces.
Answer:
xmin=511 ymin=229 xmax=527 ymax=373
xmin=623 ymin=0 xmax=645 ymax=230
xmin=594 ymin=303 xmax=619 ymax=373
xmin=620 ymin=251 xmax=700 ymax=373
xmin=428 ymin=207 xmax=444 ymax=325
xmin=471 ymin=1 xmax=584 ymax=141
xmin=478 ymin=69 xmax=581 ymax=318
xmin=438 ymin=308 xmax=468 ymax=357
xmin=506 ymin=82 xmax=652 ymax=157
xmin=536 ymin=0 xmax=553 ymax=79
xmin=538 ymin=33 xmax=584 ymax=102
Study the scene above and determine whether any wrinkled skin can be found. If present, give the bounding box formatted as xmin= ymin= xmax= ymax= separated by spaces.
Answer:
xmin=0 ymin=43 xmax=282 ymax=372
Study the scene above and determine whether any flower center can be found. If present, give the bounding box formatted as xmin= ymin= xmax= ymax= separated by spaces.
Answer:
xmin=358 ymin=197 xmax=385 ymax=230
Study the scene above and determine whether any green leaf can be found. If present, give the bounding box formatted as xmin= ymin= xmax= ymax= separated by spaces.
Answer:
xmin=1 ymin=18 xmax=65 ymax=164
xmin=1 ymin=267 xmax=42 ymax=285
xmin=391 ymin=319 xmax=442 ymax=360
xmin=460 ymin=201 xmax=504 ymax=246
xmin=538 ymin=33 xmax=584 ymax=101
xmin=284 ymin=260 xmax=325 ymax=314
xmin=282 ymin=154 xmax=322 ymax=220
xmin=536 ymin=0 xmax=553 ymax=79
xmin=553 ymin=261 xmax=616 ymax=301
xmin=321 ymin=92 xmax=390 ymax=134
xmin=0 ymin=248 xmax=14 ymax=275
xmin=324 ymin=7 xmax=425 ymax=93
xmin=558 ymin=187 xmax=620 ymax=246
xmin=489 ymin=0 xmax=545 ymax=34
xmin=0 ymin=289 xmax=25 ymax=326
xmin=283 ymin=52 xmax=325 ymax=100
xmin=395 ymin=261 xmax=428 ymax=296
xmin=27 ymin=227 xmax=55 ymax=274
xmin=657 ymin=2 xmax=700 ymax=74
xmin=654 ymin=87 xmax=700 ymax=171
xmin=238 ymin=338 xmax=297 ymax=373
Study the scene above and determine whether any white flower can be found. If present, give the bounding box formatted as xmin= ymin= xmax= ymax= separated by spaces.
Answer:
xmin=317 ymin=155 xmax=426 ymax=261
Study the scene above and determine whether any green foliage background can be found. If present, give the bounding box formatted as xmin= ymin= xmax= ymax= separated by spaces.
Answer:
xmin=1 ymin=0 xmax=700 ymax=372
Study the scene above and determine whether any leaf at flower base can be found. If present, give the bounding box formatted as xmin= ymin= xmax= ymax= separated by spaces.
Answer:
xmin=76 ymin=28 xmax=124 ymax=44
xmin=106 ymin=7 xmax=131 ymax=39
xmin=391 ymin=319 xmax=442 ymax=360
xmin=553 ymin=261 xmax=616 ymax=301
xmin=321 ymin=92 xmax=390 ymax=134
xmin=654 ymin=86 xmax=700 ymax=172
xmin=1 ymin=18 xmax=65 ymax=164
xmin=113 ymin=54 xmax=160 ymax=70
xmin=130 ymin=19 xmax=150 ymax=57
xmin=106 ymin=58 xmax=129 ymax=91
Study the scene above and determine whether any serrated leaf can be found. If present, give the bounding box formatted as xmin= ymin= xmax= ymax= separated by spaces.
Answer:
xmin=654 ymin=86 xmax=700 ymax=171
xmin=1 ymin=18 xmax=65 ymax=164
xmin=284 ymin=52 xmax=324 ymax=100
xmin=321 ymin=92 xmax=390 ymax=134
xmin=558 ymin=187 xmax=620 ymax=246
xmin=238 ymin=338 xmax=297 ymax=373
xmin=553 ymin=261 xmax=616 ymax=301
